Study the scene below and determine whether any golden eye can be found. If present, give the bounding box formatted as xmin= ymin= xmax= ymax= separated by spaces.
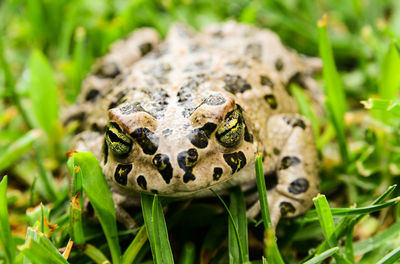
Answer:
xmin=216 ymin=108 xmax=244 ymax=148
xmin=105 ymin=123 xmax=133 ymax=157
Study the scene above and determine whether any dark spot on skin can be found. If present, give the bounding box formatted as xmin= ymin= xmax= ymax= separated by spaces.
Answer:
xmin=223 ymin=151 xmax=247 ymax=174
xmin=162 ymin=129 xmax=173 ymax=137
xmin=201 ymin=123 xmax=218 ymax=136
xmin=288 ymin=178 xmax=309 ymax=194
xmin=286 ymin=72 xmax=306 ymax=95
xmin=280 ymin=202 xmax=296 ymax=217
xmin=91 ymin=123 xmax=103 ymax=133
xmin=203 ymin=94 xmax=226 ymax=105
xmin=63 ymin=111 xmax=86 ymax=126
xmin=293 ymin=119 xmax=306 ymax=129
xmin=108 ymin=90 xmax=129 ymax=109
xmin=152 ymin=154 xmax=173 ymax=184
xmin=213 ymin=167 xmax=223 ymax=181
xmin=273 ymin=148 xmax=280 ymax=156
xmin=264 ymin=94 xmax=278 ymax=109
xmin=184 ymin=59 xmax=210 ymax=72
xmin=85 ymin=89 xmax=100 ymax=102
xmin=183 ymin=173 xmax=196 ymax=183
xmin=244 ymin=124 xmax=253 ymax=143
xmin=223 ymin=74 xmax=252 ymax=94
xmin=131 ymin=128 xmax=159 ymax=155
xmin=245 ymin=43 xmax=262 ymax=62
xmin=189 ymin=130 xmax=207 ymax=148
xmin=95 ymin=62 xmax=120 ymax=78
xmin=120 ymin=102 xmax=146 ymax=115
xmin=279 ymin=156 xmax=301 ymax=170
xmin=151 ymin=189 xmax=159 ymax=194
xmin=212 ymin=30 xmax=224 ymax=38
xmin=177 ymin=149 xmax=199 ymax=168
xmin=275 ymin=58 xmax=284 ymax=71
xmin=260 ymin=75 xmax=274 ymax=88
xmin=139 ymin=42 xmax=153 ymax=56
xmin=283 ymin=116 xmax=306 ymax=129
xmin=114 ymin=164 xmax=132 ymax=186
xmin=225 ymin=59 xmax=249 ymax=68
xmin=265 ymin=170 xmax=278 ymax=190
xmin=177 ymin=148 xmax=199 ymax=183
xmin=189 ymin=43 xmax=202 ymax=53
xmin=189 ymin=123 xmax=217 ymax=149
xmin=137 ymin=175 xmax=147 ymax=190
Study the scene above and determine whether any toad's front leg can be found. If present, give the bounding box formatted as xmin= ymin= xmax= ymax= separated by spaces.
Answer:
xmin=247 ymin=114 xmax=319 ymax=227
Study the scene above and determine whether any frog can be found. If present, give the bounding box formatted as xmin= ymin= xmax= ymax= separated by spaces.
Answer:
xmin=64 ymin=21 xmax=321 ymax=228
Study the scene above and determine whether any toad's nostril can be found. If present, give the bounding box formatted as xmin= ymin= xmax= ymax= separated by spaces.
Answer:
xmin=188 ymin=122 xmax=217 ymax=149
xmin=177 ymin=148 xmax=199 ymax=183
xmin=177 ymin=148 xmax=199 ymax=170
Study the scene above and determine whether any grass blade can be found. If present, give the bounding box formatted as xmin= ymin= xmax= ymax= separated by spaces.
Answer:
xmin=353 ymin=221 xmax=400 ymax=256
xmin=255 ymin=154 xmax=284 ymax=264
xmin=84 ymin=244 xmax=111 ymax=264
xmin=69 ymin=159 xmax=85 ymax=244
xmin=376 ymin=245 xmax=400 ymax=264
xmin=290 ymin=83 xmax=320 ymax=139
xmin=0 ymin=129 xmax=40 ymax=171
xmin=20 ymin=227 xmax=69 ymax=264
xmin=179 ymin=242 xmax=196 ymax=264
xmin=344 ymin=224 xmax=355 ymax=263
xmin=68 ymin=27 xmax=89 ymax=102
xmin=313 ymin=194 xmax=350 ymax=263
xmin=0 ymin=176 xmax=16 ymax=264
xmin=210 ymin=189 xmax=245 ymax=264
xmin=141 ymin=193 xmax=174 ymax=264
xmin=67 ymin=152 xmax=121 ymax=264
xmin=305 ymin=195 xmax=400 ymax=219
xmin=313 ymin=194 xmax=335 ymax=246
xmin=313 ymin=185 xmax=398 ymax=256
xmin=303 ymin=247 xmax=339 ymax=264
xmin=33 ymin=142 xmax=58 ymax=201
xmin=361 ymin=98 xmax=400 ymax=116
xmin=318 ymin=15 xmax=348 ymax=164
xmin=0 ymin=34 xmax=33 ymax=128
xmin=379 ymin=41 xmax=400 ymax=100
xmin=121 ymin=225 xmax=148 ymax=264
xmin=28 ymin=49 xmax=59 ymax=140
xmin=229 ymin=186 xmax=249 ymax=263
xmin=69 ymin=193 xmax=85 ymax=244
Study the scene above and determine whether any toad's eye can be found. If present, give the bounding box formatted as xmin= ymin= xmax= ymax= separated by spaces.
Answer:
xmin=216 ymin=108 xmax=244 ymax=148
xmin=106 ymin=123 xmax=132 ymax=157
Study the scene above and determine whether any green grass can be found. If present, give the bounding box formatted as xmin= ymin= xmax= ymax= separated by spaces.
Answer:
xmin=2 ymin=0 xmax=400 ymax=263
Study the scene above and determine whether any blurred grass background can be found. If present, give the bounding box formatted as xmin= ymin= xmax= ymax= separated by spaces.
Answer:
xmin=2 ymin=0 xmax=400 ymax=263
